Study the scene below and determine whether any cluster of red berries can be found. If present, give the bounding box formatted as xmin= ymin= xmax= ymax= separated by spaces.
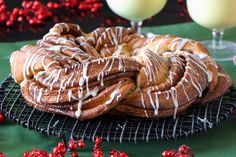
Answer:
xmin=93 ymin=136 xmax=103 ymax=157
xmin=23 ymin=149 xmax=48 ymax=157
xmin=16 ymin=137 xmax=128 ymax=157
xmin=92 ymin=136 xmax=128 ymax=157
xmin=162 ymin=144 xmax=194 ymax=157
xmin=1 ymin=112 xmax=194 ymax=157
xmin=0 ymin=0 xmax=102 ymax=27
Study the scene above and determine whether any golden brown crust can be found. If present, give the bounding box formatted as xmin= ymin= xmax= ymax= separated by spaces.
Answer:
xmin=10 ymin=23 xmax=232 ymax=120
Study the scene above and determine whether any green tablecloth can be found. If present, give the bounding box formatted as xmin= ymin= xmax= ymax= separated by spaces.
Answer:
xmin=1 ymin=22 xmax=236 ymax=157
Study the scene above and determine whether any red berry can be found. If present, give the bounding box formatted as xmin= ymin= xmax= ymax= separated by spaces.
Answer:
xmin=53 ymin=146 xmax=60 ymax=154
xmin=91 ymin=8 xmax=97 ymax=13
xmin=162 ymin=150 xmax=169 ymax=157
xmin=17 ymin=16 xmax=23 ymax=22
xmin=39 ymin=150 xmax=47 ymax=155
xmin=120 ymin=152 xmax=128 ymax=157
xmin=33 ymin=1 xmax=40 ymax=7
xmin=6 ymin=20 xmax=13 ymax=26
xmin=47 ymin=2 xmax=54 ymax=9
xmin=94 ymin=148 xmax=102 ymax=155
xmin=0 ymin=152 xmax=6 ymax=157
xmin=48 ymin=153 xmax=57 ymax=157
xmin=9 ymin=14 xmax=16 ymax=22
xmin=110 ymin=149 xmax=118 ymax=155
xmin=36 ymin=19 xmax=42 ymax=25
xmin=0 ymin=5 xmax=6 ymax=12
xmin=162 ymin=150 xmax=176 ymax=157
xmin=78 ymin=140 xmax=85 ymax=148
xmin=61 ymin=146 xmax=67 ymax=154
xmin=169 ymin=151 xmax=176 ymax=157
xmin=21 ymin=1 xmax=27 ymax=7
xmin=69 ymin=141 xmax=77 ymax=150
xmin=18 ymin=10 xmax=24 ymax=16
xmin=78 ymin=4 xmax=86 ymax=10
xmin=53 ymin=3 xmax=60 ymax=9
xmin=0 ymin=0 xmax=4 ymax=5
xmin=23 ymin=152 xmax=29 ymax=157
xmin=95 ymin=136 xmax=102 ymax=145
xmin=58 ymin=142 xmax=66 ymax=148
xmin=12 ymin=8 xmax=19 ymax=15
xmin=93 ymin=145 xmax=100 ymax=151
xmin=46 ymin=12 xmax=52 ymax=17
xmin=25 ymin=1 xmax=33 ymax=9
xmin=178 ymin=145 xmax=193 ymax=156
xmin=37 ymin=14 xmax=45 ymax=20
xmin=29 ymin=18 xmax=37 ymax=25
xmin=120 ymin=152 xmax=129 ymax=157
xmin=71 ymin=152 xmax=79 ymax=157
xmin=64 ymin=2 xmax=71 ymax=8
xmin=0 ymin=13 xmax=6 ymax=22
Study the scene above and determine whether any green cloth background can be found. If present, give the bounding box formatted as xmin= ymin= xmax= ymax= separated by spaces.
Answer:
xmin=1 ymin=22 xmax=236 ymax=157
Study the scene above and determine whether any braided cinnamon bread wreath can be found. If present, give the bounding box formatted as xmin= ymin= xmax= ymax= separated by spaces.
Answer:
xmin=10 ymin=23 xmax=232 ymax=120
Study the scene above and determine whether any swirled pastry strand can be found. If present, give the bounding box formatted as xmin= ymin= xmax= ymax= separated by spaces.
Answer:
xmin=10 ymin=23 xmax=232 ymax=120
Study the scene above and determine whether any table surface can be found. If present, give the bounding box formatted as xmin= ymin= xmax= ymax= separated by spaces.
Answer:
xmin=1 ymin=22 xmax=236 ymax=157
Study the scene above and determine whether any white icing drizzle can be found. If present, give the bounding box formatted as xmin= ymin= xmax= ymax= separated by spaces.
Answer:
xmin=169 ymin=87 xmax=179 ymax=119
xmin=147 ymin=90 xmax=159 ymax=116
xmin=155 ymin=37 xmax=169 ymax=52
xmin=147 ymin=91 xmax=155 ymax=112
xmin=66 ymin=73 xmax=75 ymax=86
xmin=115 ymin=26 xmax=123 ymax=43
xmin=207 ymin=70 xmax=213 ymax=82
xmin=75 ymin=101 xmax=83 ymax=118
xmin=171 ymin=38 xmax=190 ymax=52
xmin=154 ymin=92 xmax=159 ymax=115
xmin=107 ymin=57 xmax=115 ymax=73
xmin=193 ymin=53 xmax=207 ymax=60
xmin=180 ymin=82 xmax=190 ymax=101
xmin=186 ymin=57 xmax=208 ymax=75
xmin=218 ymin=73 xmax=226 ymax=77
xmin=75 ymin=86 xmax=99 ymax=118
xmin=169 ymin=72 xmax=176 ymax=85
xmin=50 ymin=69 xmax=62 ymax=90
xmin=112 ymin=45 xmax=123 ymax=57
xmin=57 ymin=88 xmax=62 ymax=103
xmin=105 ymin=81 xmax=122 ymax=105
xmin=35 ymin=71 xmax=46 ymax=81
xmin=186 ymin=66 xmax=199 ymax=76
xmin=42 ymin=69 xmax=57 ymax=85
xmin=141 ymin=93 xmax=148 ymax=117
xmin=60 ymin=79 xmax=67 ymax=90
xmin=187 ymin=73 xmax=202 ymax=97
xmin=37 ymin=88 xmax=43 ymax=103
xmin=118 ymin=58 xmax=126 ymax=72
xmin=165 ymin=91 xmax=170 ymax=100
xmin=67 ymin=90 xmax=77 ymax=102
xmin=79 ymin=62 xmax=90 ymax=86
xmin=97 ymin=58 xmax=110 ymax=86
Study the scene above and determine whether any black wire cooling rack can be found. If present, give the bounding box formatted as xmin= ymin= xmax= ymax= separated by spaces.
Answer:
xmin=1 ymin=75 xmax=236 ymax=143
